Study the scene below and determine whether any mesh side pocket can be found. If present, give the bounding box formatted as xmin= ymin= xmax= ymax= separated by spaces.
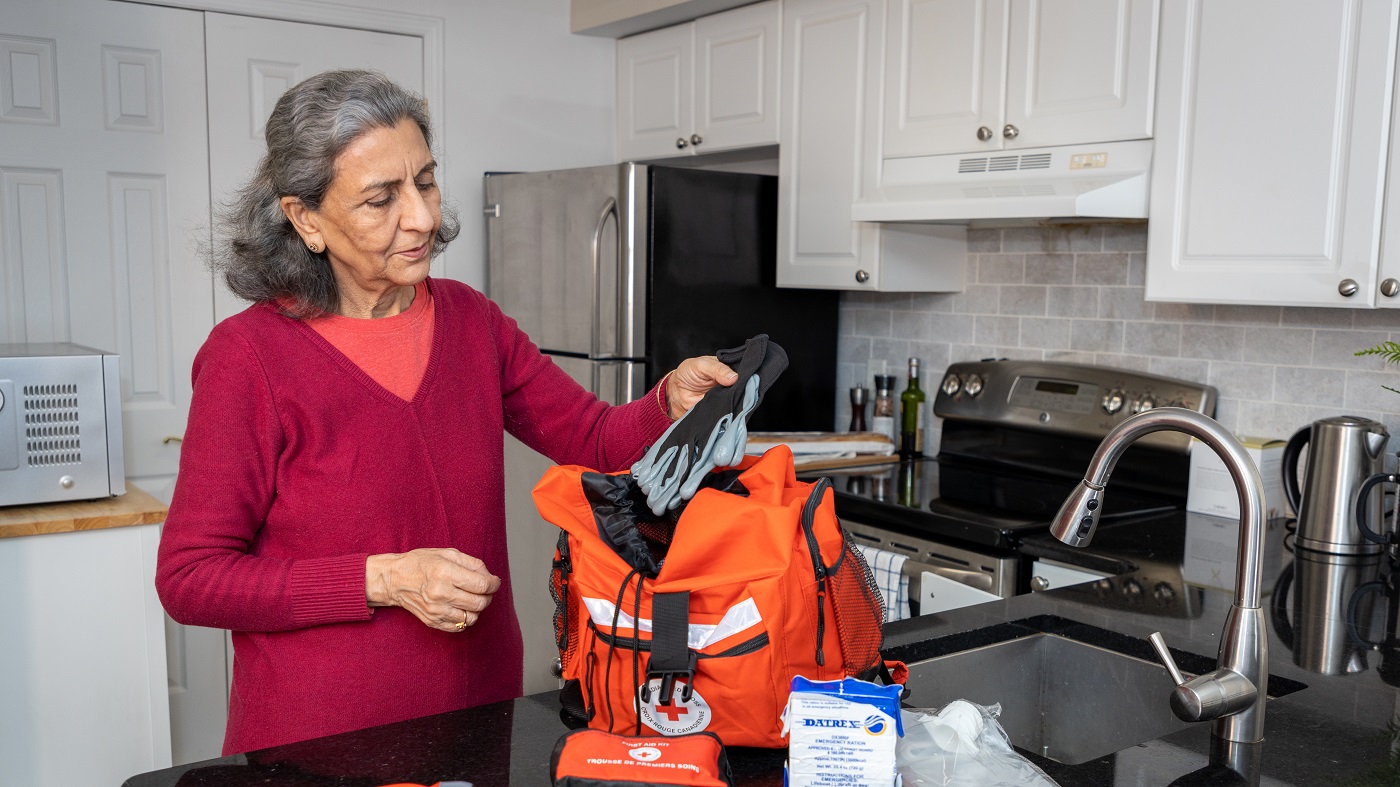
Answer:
xmin=550 ymin=531 xmax=576 ymax=671
xmin=825 ymin=531 xmax=887 ymax=679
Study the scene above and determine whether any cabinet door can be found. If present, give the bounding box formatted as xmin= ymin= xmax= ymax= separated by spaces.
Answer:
xmin=883 ymin=0 xmax=1007 ymax=158
xmin=616 ymin=24 xmax=694 ymax=160
xmin=693 ymin=0 xmax=781 ymax=152
xmin=1377 ymin=52 xmax=1400 ymax=309
xmin=1003 ymin=0 xmax=1157 ymax=151
xmin=777 ymin=0 xmax=885 ymax=288
xmin=1147 ymin=0 xmax=1399 ymax=307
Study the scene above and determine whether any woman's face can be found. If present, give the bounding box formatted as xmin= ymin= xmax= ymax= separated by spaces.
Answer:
xmin=289 ymin=116 xmax=442 ymax=307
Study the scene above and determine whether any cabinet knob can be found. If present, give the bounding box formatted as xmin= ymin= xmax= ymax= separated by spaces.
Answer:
xmin=690 ymin=133 xmax=703 ymax=146
xmin=675 ymin=137 xmax=689 ymax=149
xmin=1339 ymin=278 xmax=1359 ymax=296
xmin=1003 ymin=124 xmax=1020 ymax=140
xmin=1382 ymin=278 xmax=1400 ymax=297
xmin=854 ymin=269 xmax=871 ymax=284
xmin=976 ymin=126 xmax=993 ymax=141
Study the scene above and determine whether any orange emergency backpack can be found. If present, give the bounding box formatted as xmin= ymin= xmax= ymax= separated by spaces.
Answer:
xmin=532 ymin=446 xmax=892 ymax=749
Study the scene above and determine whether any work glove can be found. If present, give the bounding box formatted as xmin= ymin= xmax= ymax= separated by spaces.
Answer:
xmin=632 ymin=335 xmax=788 ymax=515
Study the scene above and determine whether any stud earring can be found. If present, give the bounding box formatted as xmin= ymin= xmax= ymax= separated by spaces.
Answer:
xmin=307 ymin=242 xmax=320 ymax=253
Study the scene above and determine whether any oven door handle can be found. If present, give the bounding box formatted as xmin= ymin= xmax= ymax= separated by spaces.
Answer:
xmin=905 ymin=562 xmax=995 ymax=593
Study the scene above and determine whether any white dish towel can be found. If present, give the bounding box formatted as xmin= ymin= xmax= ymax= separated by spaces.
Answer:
xmin=854 ymin=544 xmax=910 ymax=622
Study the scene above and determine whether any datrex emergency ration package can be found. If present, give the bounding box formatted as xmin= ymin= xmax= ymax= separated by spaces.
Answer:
xmin=781 ymin=676 xmax=903 ymax=786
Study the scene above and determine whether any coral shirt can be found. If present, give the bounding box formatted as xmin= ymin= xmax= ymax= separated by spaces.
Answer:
xmin=307 ymin=280 xmax=434 ymax=400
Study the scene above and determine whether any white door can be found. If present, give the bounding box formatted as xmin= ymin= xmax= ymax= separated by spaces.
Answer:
xmin=883 ymin=0 xmax=1008 ymax=159
xmin=0 ymin=0 xmax=213 ymax=487
xmin=204 ymin=12 xmax=424 ymax=323
xmin=1003 ymin=0 xmax=1157 ymax=151
xmin=777 ymin=0 xmax=886 ymax=288
xmin=1146 ymin=0 xmax=1399 ymax=307
xmin=1376 ymin=46 xmax=1400 ymax=310
xmin=160 ymin=15 xmax=425 ymax=766
xmin=693 ymin=0 xmax=781 ymax=153
xmin=616 ymin=23 xmax=695 ymax=160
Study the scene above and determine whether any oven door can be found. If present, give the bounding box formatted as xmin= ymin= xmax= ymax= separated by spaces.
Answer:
xmin=842 ymin=519 xmax=1017 ymax=618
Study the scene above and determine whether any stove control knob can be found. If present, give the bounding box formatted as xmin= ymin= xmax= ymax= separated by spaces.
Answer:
xmin=1092 ymin=579 xmax=1114 ymax=596
xmin=1030 ymin=576 xmax=1051 ymax=592
xmin=941 ymin=373 xmax=961 ymax=396
xmin=1101 ymin=389 xmax=1125 ymax=415
xmin=1153 ymin=582 xmax=1176 ymax=606
xmin=1121 ymin=579 xmax=1143 ymax=603
xmin=963 ymin=374 xmax=984 ymax=397
xmin=1133 ymin=395 xmax=1157 ymax=414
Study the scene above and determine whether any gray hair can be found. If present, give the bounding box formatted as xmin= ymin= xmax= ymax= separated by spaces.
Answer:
xmin=211 ymin=69 xmax=460 ymax=317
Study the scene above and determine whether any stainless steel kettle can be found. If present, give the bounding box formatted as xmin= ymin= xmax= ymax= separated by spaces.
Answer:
xmin=1282 ymin=415 xmax=1389 ymax=555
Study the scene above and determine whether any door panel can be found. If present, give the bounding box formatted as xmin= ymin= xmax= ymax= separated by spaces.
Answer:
xmin=0 ymin=0 xmax=212 ymax=482
xmin=883 ymin=0 xmax=1007 ymax=158
xmin=616 ymin=24 xmax=694 ymax=160
xmin=204 ymin=13 xmax=424 ymax=324
xmin=161 ymin=14 xmax=425 ymax=765
xmin=1004 ymin=0 xmax=1157 ymax=150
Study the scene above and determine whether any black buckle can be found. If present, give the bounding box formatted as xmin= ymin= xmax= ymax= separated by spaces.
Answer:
xmin=640 ymin=650 xmax=698 ymax=705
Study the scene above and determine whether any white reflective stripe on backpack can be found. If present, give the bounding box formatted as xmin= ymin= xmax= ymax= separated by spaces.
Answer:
xmin=582 ymin=596 xmax=763 ymax=650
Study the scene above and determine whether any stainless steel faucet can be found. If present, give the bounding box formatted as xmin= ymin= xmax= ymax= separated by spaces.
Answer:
xmin=1051 ymin=407 xmax=1268 ymax=744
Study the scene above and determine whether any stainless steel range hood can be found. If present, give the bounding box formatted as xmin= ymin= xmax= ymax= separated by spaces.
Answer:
xmin=851 ymin=139 xmax=1151 ymax=223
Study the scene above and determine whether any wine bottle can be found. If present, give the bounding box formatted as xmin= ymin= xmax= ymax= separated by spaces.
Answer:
xmin=899 ymin=357 xmax=925 ymax=457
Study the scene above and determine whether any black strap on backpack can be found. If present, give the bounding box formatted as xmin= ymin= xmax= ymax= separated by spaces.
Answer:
xmin=641 ymin=590 xmax=697 ymax=707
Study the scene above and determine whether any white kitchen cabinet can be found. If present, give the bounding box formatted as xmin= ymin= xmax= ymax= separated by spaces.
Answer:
xmin=0 ymin=523 xmax=170 ymax=787
xmin=1146 ymin=0 xmax=1400 ymax=307
xmin=777 ymin=0 xmax=965 ymax=290
xmin=1375 ymin=45 xmax=1400 ymax=309
xmin=616 ymin=1 xmax=780 ymax=160
xmin=882 ymin=0 xmax=1158 ymax=159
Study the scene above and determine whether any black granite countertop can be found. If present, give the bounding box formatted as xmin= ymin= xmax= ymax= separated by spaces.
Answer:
xmin=126 ymin=513 xmax=1400 ymax=787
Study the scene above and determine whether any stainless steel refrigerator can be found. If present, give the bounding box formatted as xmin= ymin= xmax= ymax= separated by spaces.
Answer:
xmin=484 ymin=163 xmax=839 ymax=693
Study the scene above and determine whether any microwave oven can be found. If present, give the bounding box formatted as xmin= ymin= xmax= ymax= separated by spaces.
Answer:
xmin=0 ymin=343 xmax=125 ymax=507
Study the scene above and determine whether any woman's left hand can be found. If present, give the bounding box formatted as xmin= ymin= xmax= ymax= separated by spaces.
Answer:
xmin=665 ymin=356 xmax=739 ymax=420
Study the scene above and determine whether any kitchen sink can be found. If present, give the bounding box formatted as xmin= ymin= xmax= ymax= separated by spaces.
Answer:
xmin=901 ymin=616 xmax=1306 ymax=765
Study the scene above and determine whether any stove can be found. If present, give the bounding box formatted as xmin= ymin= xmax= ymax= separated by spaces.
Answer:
xmin=809 ymin=359 xmax=1219 ymax=611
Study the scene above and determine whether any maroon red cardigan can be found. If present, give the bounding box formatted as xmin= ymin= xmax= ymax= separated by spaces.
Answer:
xmin=156 ymin=278 xmax=670 ymax=754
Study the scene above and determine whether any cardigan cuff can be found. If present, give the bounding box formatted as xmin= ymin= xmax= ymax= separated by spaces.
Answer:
xmin=289 ymin=554 xmax=375 ymax=627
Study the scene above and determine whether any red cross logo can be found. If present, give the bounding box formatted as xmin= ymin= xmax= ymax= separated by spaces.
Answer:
xmin=654 ymin=701 xmax=690 ymax=722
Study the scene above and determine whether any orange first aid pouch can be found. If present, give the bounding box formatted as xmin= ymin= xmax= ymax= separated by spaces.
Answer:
xmin=534 ymin=446 xmax=894 ymax=749
xmin=550 ymin=729 xmax=734 ymax=787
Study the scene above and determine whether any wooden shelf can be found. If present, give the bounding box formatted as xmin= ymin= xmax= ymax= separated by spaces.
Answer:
xmin=0 ymin=485 xmax=167 ymax=539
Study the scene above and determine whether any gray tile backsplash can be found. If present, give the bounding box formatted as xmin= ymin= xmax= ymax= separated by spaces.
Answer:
xmin=835 ymin=223 xmax=1400 ymax=454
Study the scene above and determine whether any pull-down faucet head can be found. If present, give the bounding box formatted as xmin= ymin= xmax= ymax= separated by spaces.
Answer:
xmin=1051 ymin=407 xmax=1269 ymax=744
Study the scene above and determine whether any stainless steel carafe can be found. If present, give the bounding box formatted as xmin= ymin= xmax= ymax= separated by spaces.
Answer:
xmin=1282 ymin=416 xmax=1389 ymax=555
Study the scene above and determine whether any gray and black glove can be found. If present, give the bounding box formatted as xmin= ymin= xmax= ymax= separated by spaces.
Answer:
xmin=632 ymin=335 xmax=788 ymax=515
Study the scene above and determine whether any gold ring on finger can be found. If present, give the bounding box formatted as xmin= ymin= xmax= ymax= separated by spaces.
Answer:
xmin=454 ymin=611 xmax=467 ymax=631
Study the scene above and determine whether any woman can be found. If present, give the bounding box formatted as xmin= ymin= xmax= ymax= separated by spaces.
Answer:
xmin=155 ymin=69 xmax=736 ymax=755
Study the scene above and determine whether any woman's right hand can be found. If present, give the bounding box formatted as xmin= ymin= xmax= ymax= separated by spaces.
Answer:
xmin=365 ymin=548 xmax=501 ymax=633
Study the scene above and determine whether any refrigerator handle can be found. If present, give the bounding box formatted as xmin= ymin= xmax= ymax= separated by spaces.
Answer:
xmin=591 ymin=197 xmax=619 ymax=359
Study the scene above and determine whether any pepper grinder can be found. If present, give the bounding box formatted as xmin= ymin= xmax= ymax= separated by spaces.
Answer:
xmin=849 ymin=386 xmax=868 ymax=432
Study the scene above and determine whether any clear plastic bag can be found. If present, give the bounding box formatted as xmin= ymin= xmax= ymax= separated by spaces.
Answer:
xmin=895 ymin=701 xmax=1059 ymax=787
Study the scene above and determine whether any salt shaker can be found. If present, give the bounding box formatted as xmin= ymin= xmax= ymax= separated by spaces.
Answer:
xmin=849 ymin=386 xmax=868 ymax=432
